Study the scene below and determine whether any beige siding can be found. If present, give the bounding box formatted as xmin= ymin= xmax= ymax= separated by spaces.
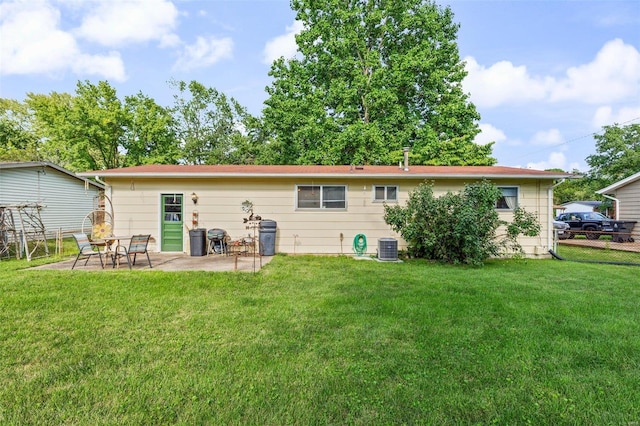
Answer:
xmin=615 ymin=181 xmax=640 ymax=239
xmin=106 ymin=177 xmax=553 ymax=257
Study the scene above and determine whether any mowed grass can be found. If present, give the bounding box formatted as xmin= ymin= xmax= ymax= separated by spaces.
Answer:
xmin=557 ymin=242 xmax=640 ymax=265
xmin=1 ymin=256 xmax=639 ymax=424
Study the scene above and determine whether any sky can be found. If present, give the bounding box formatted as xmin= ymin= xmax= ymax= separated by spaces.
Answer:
xmin=1 ymin=0 xmax=639 ymax=172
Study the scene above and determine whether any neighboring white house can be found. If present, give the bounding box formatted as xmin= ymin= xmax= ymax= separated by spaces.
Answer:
xmin=559 ymin=201 xmax=603 ymax=214
xmin=0 ymin=161 xmax=104 ymax=236
xmin=81 ymin=164 xmax=572 ymax=259
xmin=597 ymin=171 xmax=640 ymax=239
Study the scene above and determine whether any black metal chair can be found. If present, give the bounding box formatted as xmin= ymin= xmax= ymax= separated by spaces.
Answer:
xmin=72 ymin=233 xmax=104 ymax=269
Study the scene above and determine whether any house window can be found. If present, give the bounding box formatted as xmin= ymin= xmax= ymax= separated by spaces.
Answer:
xmin=496 ymin=187 xmax=518 ymax=210
xmin=297 ymin=185 xmax=346 ymax=209
xmin=374 ymin=185 xmax=398 ymax=202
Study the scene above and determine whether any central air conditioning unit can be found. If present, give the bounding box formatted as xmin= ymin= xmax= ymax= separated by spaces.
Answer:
xmin=378 ymin=238 xmax=398 ymax=261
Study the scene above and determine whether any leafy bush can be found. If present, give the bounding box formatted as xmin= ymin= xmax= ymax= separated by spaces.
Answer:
xmin=384 ymin=180 xmax=540 ymax=265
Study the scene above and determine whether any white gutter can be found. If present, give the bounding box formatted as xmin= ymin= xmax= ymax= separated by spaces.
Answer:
xmin=600 ymin=194 xmax=619 ymax=220
xmin=80 ymin=172 xmax=573 ymax=180
xmin=548 ymin=179 xmax=566 ymax=252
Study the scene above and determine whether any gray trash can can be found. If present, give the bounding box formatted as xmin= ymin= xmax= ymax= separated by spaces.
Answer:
xmin=259 ymin=219 xmax=277 ymax=256
xmin=189 ymin=228 xmax=207 ymax=256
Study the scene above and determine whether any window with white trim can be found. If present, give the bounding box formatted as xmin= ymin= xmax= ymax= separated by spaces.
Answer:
xmin=296 ymin=185 xmax=346 ymax=209
xmin=374 ymin=185 xmax=398 ymax=202
xmin=496 ymin=187 xmax=518 ymax=210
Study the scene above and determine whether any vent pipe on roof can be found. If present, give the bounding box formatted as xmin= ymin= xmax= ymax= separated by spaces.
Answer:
xmin=403 ymin=147 xmax=410 ymax=171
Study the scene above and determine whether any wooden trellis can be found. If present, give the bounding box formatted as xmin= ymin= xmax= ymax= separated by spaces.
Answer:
xmin=0 ymin=203 xmax=49 ymax=261
xmin=0 ymin=206 xmax=19 ymax=260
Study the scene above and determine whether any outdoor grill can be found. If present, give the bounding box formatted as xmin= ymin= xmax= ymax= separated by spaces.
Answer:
xmin=207 ymin=228 xmax=227 ymax=254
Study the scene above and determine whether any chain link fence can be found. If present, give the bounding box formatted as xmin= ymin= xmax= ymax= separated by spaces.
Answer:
xmin=552 ymin=230 xmax=640 ymax=266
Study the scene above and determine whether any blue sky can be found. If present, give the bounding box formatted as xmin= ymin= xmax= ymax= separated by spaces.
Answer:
xmin=1 ymin=0 xmax=639 ymax=172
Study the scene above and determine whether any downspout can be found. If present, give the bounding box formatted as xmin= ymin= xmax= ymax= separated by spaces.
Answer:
xmin=600 ymin=194 xmax=619 ymax=220
xmin=547 ymin=179 xmax=565 ymax=252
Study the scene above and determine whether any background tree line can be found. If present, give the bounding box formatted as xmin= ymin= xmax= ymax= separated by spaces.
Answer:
xmin=1 ymin=0 xmax=638 ymax=206
xmin=1 ymin=0 xmax=494 ymax=172
xmin=0 ymin=79 xmax=264 ymax=171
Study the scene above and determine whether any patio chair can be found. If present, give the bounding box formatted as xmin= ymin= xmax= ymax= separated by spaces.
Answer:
xmin=72 ymin=233 xmax=104 ymax=269
xmin=112 ymin=234 xmax=152 ymax=269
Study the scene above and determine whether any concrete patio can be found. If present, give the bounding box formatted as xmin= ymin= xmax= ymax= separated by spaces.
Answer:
xmin=31 ymin=252 xmax=273 ymax=272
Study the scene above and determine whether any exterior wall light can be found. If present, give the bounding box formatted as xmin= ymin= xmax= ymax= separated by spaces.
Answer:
xmin=191 ymin=192 xmax=199 ymax=204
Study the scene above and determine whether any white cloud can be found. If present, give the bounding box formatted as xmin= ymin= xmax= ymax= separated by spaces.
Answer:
xmin=0 ymin=0 xmax=126 ymax=80
xmin=592 ymin=105 xmax=640 ymax=128
xmin=551 ymin=39 xmax=640 ymax=103
xmin=531 ymin=129 xmax=565 ymax=147
xmin=173 ymin=36 xmax=233 ymax=71
xmin=263 ymin=20 xmax=303 ymax=64
xmin=159 ymin=34 xmax=181 ymax=48
xmin=72 ymin=51 xmax=126 ymax=81
xmin=75 ymin=0 xmax=179 ymax=47
xmin=463 ymin=57 xmax=553 ymax=108
xmin=474 ymin=123 xmax=506 ymax=145
xmin=527 ymin=152 xmax=567 ymax=171
xmin=464 ymin=39 xmax=640 ymax=108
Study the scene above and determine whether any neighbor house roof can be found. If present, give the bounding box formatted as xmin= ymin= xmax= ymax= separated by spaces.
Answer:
xmin=597 ymin=171 xmax=640 ymax=195
xmin=1 ymin=161 xmax=104 ymax=190
xmin=560 ymin=200 xmax=602 ymax=207
xmin=81 ymin=164 xmax=574 ymax=180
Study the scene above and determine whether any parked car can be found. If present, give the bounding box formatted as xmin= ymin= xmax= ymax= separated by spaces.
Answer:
xmin=553 ymin=220 xmax=570 ymax=240
xmin=555 ymin=212 xmax=615 ymax=240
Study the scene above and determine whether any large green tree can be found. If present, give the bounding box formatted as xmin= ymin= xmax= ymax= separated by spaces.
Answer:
xmin=587 ymin=123 xmax=640 ymax=185
xmin=26 ymin=81 xmax=181 ymax=171
xmin=170 ymin=80 xmax=262 ymax=165
xmin=27 ymin=81 xmax=124 ymax=171
xmin=0 ymin=98 xmax=39 ymax=161
xmin=261 ymin=0 xmax=494 ymax=166
xmin=123 ymin=93 xmax=180 ymax=166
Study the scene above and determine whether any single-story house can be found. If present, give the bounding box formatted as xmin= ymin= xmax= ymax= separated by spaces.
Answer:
xmin=597 ymin=171 xmax=640 ymax=239
xmin=81 ymin=164 xmax=572 ymax=258
xmin=0 ymin=161 xmax=104 ymax=236
xmin=559 ymin=200 xmax=603 ymax=214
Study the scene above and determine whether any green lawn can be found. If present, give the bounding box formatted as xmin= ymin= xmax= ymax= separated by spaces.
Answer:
xmin=1 ymin=256 xmax=639 ymax=424
xmin=556 ymin=242 xmax=640 ymax=265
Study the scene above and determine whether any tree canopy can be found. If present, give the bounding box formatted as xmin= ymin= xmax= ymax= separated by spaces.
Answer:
xmin=25 ymin=81 xmax=179 ymax=171
xmin=587 ymin=123 xmax=640 ymax=185
xmin=261 ymin=0 xmax=495 ymax=166
xmin=0 ymin=98 xmax=39 ymax=162
xmin=1 ymin=80 xmax=264 ymax=171
xmin=170 ymin=80 xmax=263 ymax=165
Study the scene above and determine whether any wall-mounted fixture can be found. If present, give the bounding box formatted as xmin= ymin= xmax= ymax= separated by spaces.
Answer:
xmin=191 ymin=192 xmax=199 ymax=205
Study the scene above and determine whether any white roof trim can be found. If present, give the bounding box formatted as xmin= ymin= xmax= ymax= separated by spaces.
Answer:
xmin=597 ymin=171 xmax=640 ymax=194
xmin=1 ymin=161 xmax=105 ymax=190
xmin=80 ymin=172 xmax=571 ymax=180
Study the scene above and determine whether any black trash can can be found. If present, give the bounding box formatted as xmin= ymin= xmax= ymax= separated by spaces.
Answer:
xmin=259 ymin=219 xmax=277 ymax=256
xmin=189 ymin=228 xmax=207 ymax=256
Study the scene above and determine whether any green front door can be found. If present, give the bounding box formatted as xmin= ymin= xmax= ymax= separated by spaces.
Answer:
xmin=161 ymin=194 xmax=183 ymax=252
